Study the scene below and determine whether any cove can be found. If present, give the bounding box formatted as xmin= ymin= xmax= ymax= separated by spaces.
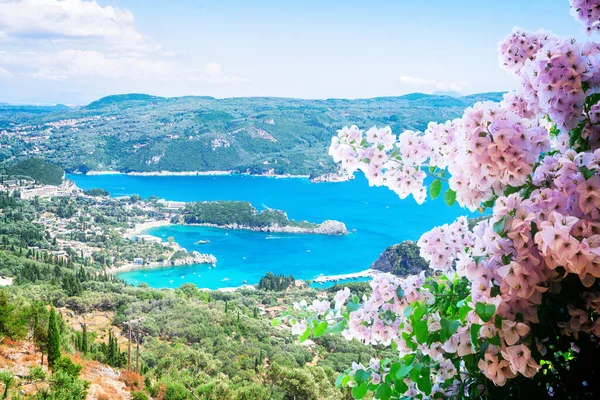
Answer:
xmin=68 ymin=173 xmax=472 ymax=289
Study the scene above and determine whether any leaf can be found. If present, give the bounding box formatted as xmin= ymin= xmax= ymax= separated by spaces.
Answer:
xmin=444 ymin=188 xmax=457 ymax=206
xmin=326 ymin=320 xmax=346 ymax=333
xmin=440 ymin=319 xmax=461 ymax=342
xmin=299 ymin=326 xmax=311 ymax=343
xmin=580 ymin=166 xmax=595 ymax=180
xmin=489 ymin=333 xmax=502 ymax=347
xmin=429 ymin=179 xmax=442 ymax=199
xmin=584 ymin=92 xmax=600 ymax=112
xmin=396 ymin=286 xmax=404 ymax=299
xmin=475 ymin=302 xmax=496 ymax=323
xmin=470 ymin=323 xmax=482 ymax=348
xmin=412 ymin=304 xmax=427 ymax=321
xmin=354 ymin=369 xmax=371 ymax=384
xmin=314 ymin=321 xmax=328 ymax=338
xmin=271 ymin=318 xmax=281 ymax=327
xmin=351 ymin=382 xmax=368 ymax=399
xmin=493 ymin=217 xmax=505 ymax=236
xmin=458 ymin=304 xmax=472 ymax=322
xmin=503 ymin=184 xmax=523 ymax=196
xmin=346 ymin=302 xmax=360 ymax=312
xmin=375 ymin=383 xmax=392 ymax=400
xmin=417 ymin=375 xmax=432 ymax=396
xmin=414 ymin=320 xmax=429 ymax=344
xmin=395 ymin=364 xmax=413 ymax=379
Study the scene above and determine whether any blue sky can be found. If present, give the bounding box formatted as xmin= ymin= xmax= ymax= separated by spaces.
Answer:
xmin=0 ymin=0 xmax=585 ymax=104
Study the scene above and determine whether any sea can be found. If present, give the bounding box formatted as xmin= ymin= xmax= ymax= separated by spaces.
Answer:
xmin=68 ymin=173 xmax=472 ymax=290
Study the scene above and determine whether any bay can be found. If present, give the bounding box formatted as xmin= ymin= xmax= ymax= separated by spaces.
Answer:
xmin=68 ymin=173 xmax=471 ymax=289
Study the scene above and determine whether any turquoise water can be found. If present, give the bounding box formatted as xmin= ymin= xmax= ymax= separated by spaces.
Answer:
xmin=68 ymin=173 xmax=472 ymax=289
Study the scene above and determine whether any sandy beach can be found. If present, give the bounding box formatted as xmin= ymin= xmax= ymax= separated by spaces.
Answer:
xmin=313 ymin=269 xmax=375 ymax=283
xmin=125 ymin=219 xmax=173 ymax=239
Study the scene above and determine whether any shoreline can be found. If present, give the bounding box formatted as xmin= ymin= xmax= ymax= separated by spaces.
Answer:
xmin=81 ymin=170 xmax=311 ymax=179
xmin=312 ymin=269 xmax=375 ymax=284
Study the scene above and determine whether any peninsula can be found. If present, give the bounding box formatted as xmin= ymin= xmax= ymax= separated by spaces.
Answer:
xmin=175 ymin=201 xmax=348 ymax=235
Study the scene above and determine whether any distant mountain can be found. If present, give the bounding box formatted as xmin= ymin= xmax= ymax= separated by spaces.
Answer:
xmin=0 ymin=92 xmax=505 ymax=175
xmin=432 ymin=90 xmax=463 ymax=97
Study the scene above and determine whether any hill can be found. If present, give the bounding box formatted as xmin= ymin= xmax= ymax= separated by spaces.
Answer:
xmin=5 ymin=158 xmax=64 ymax=185
xmin=0 ymin=92 xmax=505 ymax=176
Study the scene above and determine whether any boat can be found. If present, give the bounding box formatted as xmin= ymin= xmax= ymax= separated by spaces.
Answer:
xmin=195 ymin=240 xmax=210 ymax=244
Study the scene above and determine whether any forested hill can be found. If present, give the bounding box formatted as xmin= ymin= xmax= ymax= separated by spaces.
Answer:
xmin=0 ymin=92 xmax=504 ymax=175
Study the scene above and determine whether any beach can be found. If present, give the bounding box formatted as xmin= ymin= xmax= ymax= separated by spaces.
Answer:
xmin=312 ymin=269 xmax=375 ymax=283
xmin=125 ymin=218 xmax=173 ymax=239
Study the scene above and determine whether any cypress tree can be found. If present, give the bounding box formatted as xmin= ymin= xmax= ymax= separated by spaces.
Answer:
xmin=82 ymin=323 xmax=88 ymax=354
xmin=47 ymin=307 xmax=60 ymax=369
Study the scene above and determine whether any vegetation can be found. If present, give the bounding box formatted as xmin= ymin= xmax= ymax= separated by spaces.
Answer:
xmin=0 ymin=93 xmax=503 ymax=176
xmin=370 ymin=240 xmax=429 ymax=276
xmin=258 ymin=272 xmax=295 ymax=291
xmin=0 ymin=189 xmax=396 ymax=399
xmin=180 ymin=201 xmax=319 ymax=229
xmin=5 ymin=158 xmax=64 ymax=185
xmin=46 ymin=307 xmax=61 ymax=369
xmin=83 ymin=188 xmax=110 ymax=197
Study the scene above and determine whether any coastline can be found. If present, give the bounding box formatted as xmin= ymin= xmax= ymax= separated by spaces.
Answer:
xmin=83 ymin=170 xmax=311 ymax=179
xmin=124 ymin=218 xmax=173 ymax=240
xmin=182 ymin=221 xmax=348 ymax=235
xmin=312 ymin=269 xmax=375 ymax=284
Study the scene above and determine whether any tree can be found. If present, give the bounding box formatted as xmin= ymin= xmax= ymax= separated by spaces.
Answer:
xmin=47 ymin=307 xmax=61 ymax=369
xmin=0 ymin=371 xmax=14 ymax=400
xmin=81 ymin=323 xmax=88 ymax=355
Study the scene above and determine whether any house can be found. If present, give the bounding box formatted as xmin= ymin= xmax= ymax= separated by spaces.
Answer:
xmin=133 ymin=257 xmax=144 ymax=265
xmin=52 ymin=250 xmax=69 ymax=262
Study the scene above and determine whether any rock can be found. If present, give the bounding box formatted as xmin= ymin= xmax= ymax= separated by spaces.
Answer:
xmin=313 ymin=220 xmax=348 ymax=235
xmin=371 ymin=241 xmax=429 ymax=277
xmin=169 ymin=251 xmax=217 ymax=266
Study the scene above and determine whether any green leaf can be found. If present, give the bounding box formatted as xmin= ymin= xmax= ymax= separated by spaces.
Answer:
xmin=444 ymin=188 xmax=457 ymax=206
xmin=314 ymin=321 xmax=328 ymax=338
xmin=470 ymin=323 xmax=481 ymax=347
xmin=440 ymin=319 xmax=461 ymax=342
xmin=346 ymin=302 xmax=360 ymax=312
xmin=271 ymin=318 xmax=281 ymax=327
xmin=299 ymin=326 xmax=311 ymax=343
xmin=429 ymin=179 xmax=442 ymax=199
xmin=580 ymin=166 xmax=595 ymax=180
xmin=503 ymin=184 xmax=523 ymax=196
xmin=475 ymin=302 xmax=496 ymax=323
xmin=335 ymin=373 xmax=345 ymax=388
xmin=417 ymin=375 xmax=432 ymax=396
xmin=396 ymin=286 xmax=404 ymax=299
xmin=412 ymin=304 xmax=427 ymax=321
xmin=326 ymin=320 xmax=346 ymax=333
xmin=493 ymin=217 xmax=505 ymax=236
xmin=428 ymin=165 xmax=437 ymax=174
xmin=375 ymin=383 xmax=392 ymax=400
xmin=458 ymin=304 xmax=472 ymax=322
xmin=351 ymin=382 xmax=368 ymax=399
xmin=489 ymin=333 xmax=501 ymax=347
xmin=354 ymin=369 xmax=371 ymax=385
xmin=414 ymin=320 xmax=429 ymax=344
xmin=395 ymin=364 xmax=413 ymax=379
xmin=584 ymin=92 xmax=600 ymax=112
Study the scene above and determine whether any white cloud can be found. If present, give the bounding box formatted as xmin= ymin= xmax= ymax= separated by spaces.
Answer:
xmin=1 ymin=50 xmax=176 ymax=80
xmin=194 ymin=62 xmax=249 ymax=83
xmin=0 ymin=65 xmax=12 ymax=78
xmin=0 ymin=0 xmax=145 ymax=50
xmin=398 ymin=75 xmax=468 ymax=93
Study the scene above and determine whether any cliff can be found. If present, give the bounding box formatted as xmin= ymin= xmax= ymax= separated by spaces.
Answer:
xmin=371 ymin=240 xmax=429 ymax=277
xmin=185 ymin=220 xmax=348 ymax=235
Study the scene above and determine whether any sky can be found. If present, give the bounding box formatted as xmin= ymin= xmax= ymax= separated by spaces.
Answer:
xmin=0 ymin=0 xmax=588 ymax=104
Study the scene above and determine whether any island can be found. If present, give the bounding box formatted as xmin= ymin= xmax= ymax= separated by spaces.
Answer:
xmin=175 ymin=201 xmax=348 ymax=235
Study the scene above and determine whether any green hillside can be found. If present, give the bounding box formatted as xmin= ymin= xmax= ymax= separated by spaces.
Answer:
xmin=0 ymin=92 xmax=504 ymax=175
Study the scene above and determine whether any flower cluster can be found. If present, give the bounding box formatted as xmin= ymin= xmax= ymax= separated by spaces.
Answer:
xmin=283 ymin=2 xmax=600 ymax=399
xmin=571 ymin=0 xmax=600 ymax=35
